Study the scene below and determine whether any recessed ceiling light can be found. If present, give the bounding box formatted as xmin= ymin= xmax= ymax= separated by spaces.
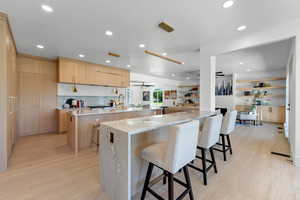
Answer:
xmin=139 ymin=44 xmax=145 ymax=48
xmin=105 ymin=60 xmax=111 ymax=63
xmin=240 ymin=62 xmax=244 ymax=65
xmin=186 ymin=77 xmax=190 ymax=80
xmin=237 ymin=25 xmax=247 ymax=31
xmin=78 ymin=54 xmax=85 ymax=58
xmin=182 ymin=62 xmax=185 ymax=65
xmin=171 ymin=73 xmax=175 ymax=77
xmin=162 ymin=52 xmax=167 ymax=56
xmin=105 ymin=30 xmax=113 ymax=36
xmin=127 ymin=64 xmax=131 ymax=68
xmin=41 ymin=4 xmax=53 ymax=13
xmin=246 ymin=68 xmax=252 ymax=72
xmin=223 ymin=0 xmax=234 ymax=8
xmin=36 ymin=44 xmax=45 ymax=49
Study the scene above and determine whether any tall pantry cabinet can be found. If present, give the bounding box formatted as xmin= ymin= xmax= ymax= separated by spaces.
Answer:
xmin=0 ymin=12 xmax=17 ymax=171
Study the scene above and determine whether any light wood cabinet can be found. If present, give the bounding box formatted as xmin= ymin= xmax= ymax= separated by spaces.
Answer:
xmin=236 ymin=105 xmax=285 ymax=124
xmin=260 ymin=106 xmax=285 ymax=124
xmin=58 ymin=110 xmax=69 ymax=133
xmin=58 ymin=58 xmax=130 ymax=87
xmin=17 ymin=55 xmax=58 ymax=136
xmin=58 ymin=58 xmax=87 ymax=84
xmin=0 ymin=12 xmax=17 ymax=165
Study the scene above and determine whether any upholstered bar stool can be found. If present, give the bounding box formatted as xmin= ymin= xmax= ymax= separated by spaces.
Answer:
xmin=214 ymin=110 xmax=237 ymax=161
xmin=141 ymin=120 xmax=200 ymax=200
xmin=188 ymin=114 xmax=223 ymax=186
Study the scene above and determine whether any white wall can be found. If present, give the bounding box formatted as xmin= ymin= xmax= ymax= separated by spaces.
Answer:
xmin=199 ymin=18 xmax=300 ymax=166
xmin=57 ymin=83 xmax=125 ymax=97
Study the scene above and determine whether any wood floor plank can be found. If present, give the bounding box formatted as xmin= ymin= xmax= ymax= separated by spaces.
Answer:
xmin=0 ymin=124 xmax=299 ymax=200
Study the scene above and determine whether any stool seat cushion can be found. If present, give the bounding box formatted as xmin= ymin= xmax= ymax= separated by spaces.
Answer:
xmin=221 ymin=110 xmax=238 ymax=135
xmin=198 ymin=114 xmax=223 ymax=149
xmin=141 ymin=120 xmax=200 ymax=174
xmin=142 ymin=142 xmax=168 ymax=170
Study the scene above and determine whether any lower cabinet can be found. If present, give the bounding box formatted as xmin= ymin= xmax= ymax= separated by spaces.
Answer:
xmin=58 ymin=110 xmax=69 ymax=133
xmin=236 ymin=105 xmax=285 ymax=124
xmin=260 ymin=106 xmax=285 ymax=124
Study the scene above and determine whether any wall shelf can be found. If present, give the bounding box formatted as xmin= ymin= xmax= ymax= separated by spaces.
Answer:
xmin=178 ymin=85 xmax=199 ymax=88
xmin=236 ymin=77 xmax=286 ymax=83
xmin=240 ymin=94 xmax=285 ymax=98
xmin=237 ymin=86 xmax=286 ymax=91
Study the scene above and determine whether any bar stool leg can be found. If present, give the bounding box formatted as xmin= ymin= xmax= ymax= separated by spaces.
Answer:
xmin=168 ymin=173 xmax=174 ymax=200
xmin=227 ymin=135 xmax=233 ymax=155
xmin=209 ymin=147 xmax=218 ymax=173
xmin=201 ymin=148 xmax=207 ymax=185
xmin=221 ymin=135 xmax=227 ymax=161
xmin=163 ymin=170 xmax=167 ymax=185
xmin=183 ymin=166 xmax=194 ymax=200
xmin=141 ymin=163 xmax=154 ymax=200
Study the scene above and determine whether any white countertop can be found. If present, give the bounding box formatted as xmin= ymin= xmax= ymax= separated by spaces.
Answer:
xmin=101 ymin=111 xmax=215 ymax=135
xmin=70 ymin=106 xmax=162 ymax=117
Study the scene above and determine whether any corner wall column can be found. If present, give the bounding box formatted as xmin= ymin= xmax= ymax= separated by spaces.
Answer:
xmin=200 ymin=56 xmax=216 ymax=112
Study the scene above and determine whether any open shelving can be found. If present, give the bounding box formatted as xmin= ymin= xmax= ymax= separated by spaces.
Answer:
xmin=240 ymin=94 xmax=285 ymax=98
xmin=237 ymin=86 xmax=286 ymax=91
xmin=236 ymin=77 xmax=286 ymax=83
xmin=177 ymin=85 xmax=199 ymax=105
xmin=236 ymin=76 xmax=287 ymax=106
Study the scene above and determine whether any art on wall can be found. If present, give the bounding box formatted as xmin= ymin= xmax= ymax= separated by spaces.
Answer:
xmin=143 ymin=91 xmax=150 ymax=101
xmin=164 ymin=90 xmax=177 ymax=100
xmin=215 ymin=75 xmax=233 ymax=96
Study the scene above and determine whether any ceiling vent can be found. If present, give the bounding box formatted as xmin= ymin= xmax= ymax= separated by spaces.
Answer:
xmin=158 ymin=22 xmax=174 ymax=33
xmin=108 ymin=52 xmax=120 ymax=58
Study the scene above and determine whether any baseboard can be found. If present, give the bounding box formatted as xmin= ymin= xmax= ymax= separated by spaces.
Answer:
xmin=293 ymin=155 xmax=300 ymax=167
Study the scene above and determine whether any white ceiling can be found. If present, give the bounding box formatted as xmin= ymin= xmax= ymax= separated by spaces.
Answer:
xmin=1 ymin=0 xmax=300 ymax=80
xmin=216 ymin=39 xmax=292 ymax=74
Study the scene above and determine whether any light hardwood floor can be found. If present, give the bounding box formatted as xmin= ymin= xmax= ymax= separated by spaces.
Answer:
xmin=0 ymin=124 xmax=299 ymax=200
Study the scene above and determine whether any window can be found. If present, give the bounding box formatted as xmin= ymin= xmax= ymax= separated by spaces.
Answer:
xmin=153 ymin=89 xmax=163 ymax=104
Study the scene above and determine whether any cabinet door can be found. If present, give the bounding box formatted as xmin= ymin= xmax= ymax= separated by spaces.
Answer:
xmin=101 ymin=72 xmax=123 ymax=87
xmin=74 ymin=63 xmax=87 ymax=84
xmin=261 ymin=106 xmax=285 ymax=123
xmin=18 ymin=72 xmax=40 ymax=136
xmin=270 ymin=106 xmax=285 ymax=123
xmin=39 ymin=74 xmax=57 ymax=133
xmin=59 ymin=59 xmax=75 ymax=83
xmin=86 ymin=64 xmax=103 ymax=85
xmin=58 ymin=110 xmax=68 ymax=133
xmin=122 ymin=71 xmax=130 ymax=87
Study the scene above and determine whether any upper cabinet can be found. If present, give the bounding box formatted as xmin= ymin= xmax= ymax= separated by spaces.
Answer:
xmin=58 ymin=58 xmax=130 ymax=87
xmin=58 ymin=58 xmax=87 ymax=84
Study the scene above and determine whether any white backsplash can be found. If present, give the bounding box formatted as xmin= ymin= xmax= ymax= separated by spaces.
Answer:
xmin=57 ymin=83 xmax=125 ymax=97
xmin=57 ymin=83 xmax=126 ymax=108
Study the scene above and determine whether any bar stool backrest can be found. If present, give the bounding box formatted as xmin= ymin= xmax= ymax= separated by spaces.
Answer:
xmin=165 ymin=120 xmax=200 ymax=174
xmin=221 ymin=110 xmax=237 ymax=135
xmin=198 ymin=114 xmax=223 ymax=149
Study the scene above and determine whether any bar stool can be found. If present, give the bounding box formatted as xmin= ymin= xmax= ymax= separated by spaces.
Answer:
xmin=214 ymin=110 xmax=237 ymax=161
xmin=188 ymin=114 xmax=223 ymax=186
xmin=91 ymin=119 xmax=100 ymax=152
xmin=141 ymin=120 xmax=200 ymax=200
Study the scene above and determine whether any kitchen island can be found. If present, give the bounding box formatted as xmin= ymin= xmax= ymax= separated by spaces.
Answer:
xmin=99 ymin=111 xmax=215 ymax=200
xmin=67 ymin=107 xmax=162 ymax=155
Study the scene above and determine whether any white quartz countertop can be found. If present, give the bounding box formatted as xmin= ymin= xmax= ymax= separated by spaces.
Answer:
xmin=70 ymin=107 xmax=162 ymax=117
xmin=101 ymin=111 xmax=215 ymax=135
